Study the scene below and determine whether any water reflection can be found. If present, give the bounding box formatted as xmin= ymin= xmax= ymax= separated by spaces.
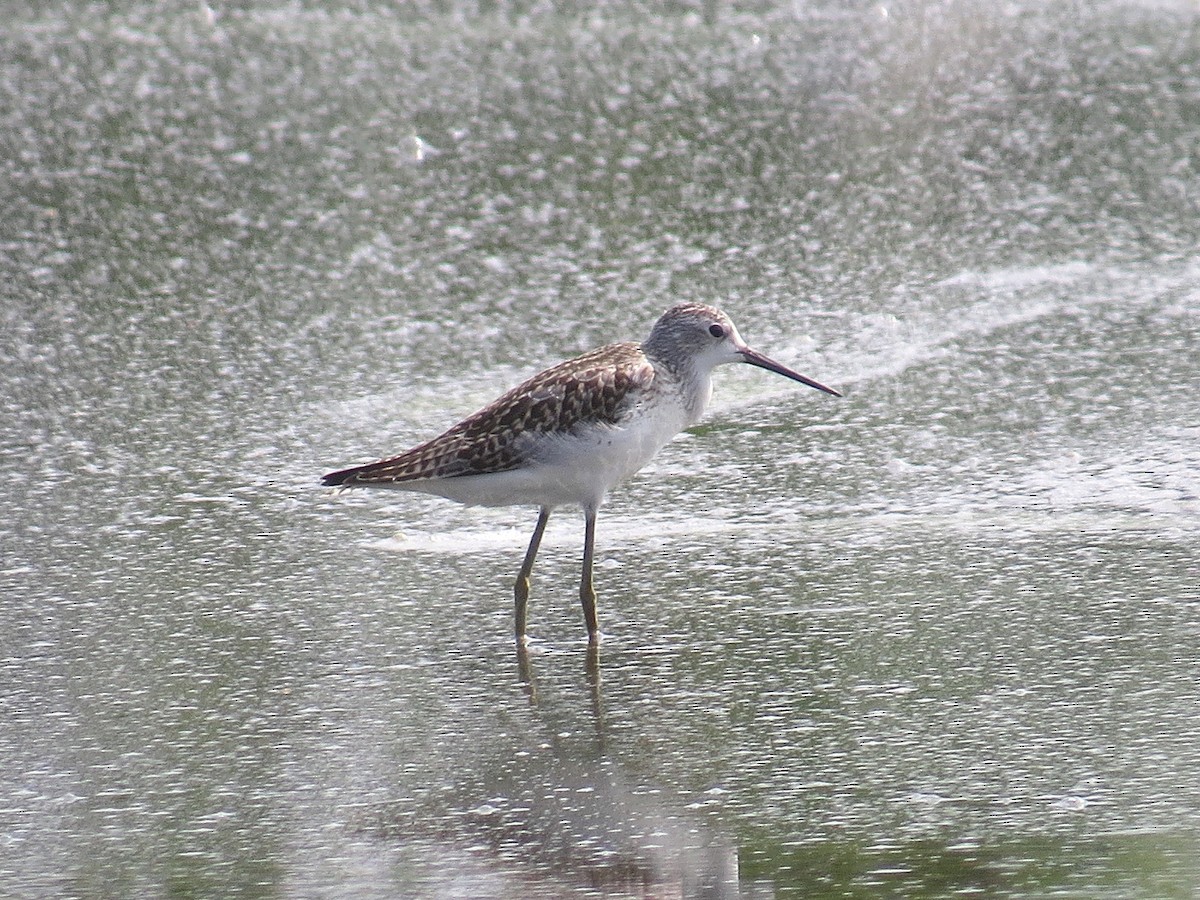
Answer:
xmin=364 ymin=640 xmax=743 ymax=897
xmin=516 ymin=639 xmax=601 ymax=714
xmin=5 ymin=0 xmax=1200 ymax=895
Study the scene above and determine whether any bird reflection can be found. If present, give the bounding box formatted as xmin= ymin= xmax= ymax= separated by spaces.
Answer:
xmin=508 ymin=638 xmax=741 ymax=898
xmin=516 ymin=638 xmax=606 ymax=739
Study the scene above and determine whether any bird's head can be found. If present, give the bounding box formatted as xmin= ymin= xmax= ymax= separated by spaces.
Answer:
xmin=645 ymin=303 xmax=842 ymax=397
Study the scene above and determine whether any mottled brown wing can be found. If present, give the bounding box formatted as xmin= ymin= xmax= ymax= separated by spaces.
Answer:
xmin=322 ymin=342 xmax=655 ymax=487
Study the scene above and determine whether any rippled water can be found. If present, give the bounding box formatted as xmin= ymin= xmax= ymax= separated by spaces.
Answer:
xmin=3 ymin=2 xmax=1199 ymax=896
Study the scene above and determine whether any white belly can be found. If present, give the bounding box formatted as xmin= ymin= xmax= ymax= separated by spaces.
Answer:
xmin=407 ymin=402 xmax=690 ymax=510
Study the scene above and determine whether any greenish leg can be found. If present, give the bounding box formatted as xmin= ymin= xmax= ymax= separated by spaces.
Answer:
xmin=514 ymin=507 xmax=551 ymax=640
xmin=580 ymin=506 xmax=599 ymax=642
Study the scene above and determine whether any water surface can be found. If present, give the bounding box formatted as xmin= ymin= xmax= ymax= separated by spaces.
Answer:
xmin=3 ymin=2 xmax=1199 ymax=896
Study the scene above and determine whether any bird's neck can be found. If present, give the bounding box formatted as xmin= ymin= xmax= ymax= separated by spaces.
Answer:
xmin=683 ymin=371 xmax=714 ymax=425
xmin=648 ymin=352 xmax=713 ymax=425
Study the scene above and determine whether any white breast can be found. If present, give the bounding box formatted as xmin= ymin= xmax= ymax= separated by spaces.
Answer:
xmin=412 ymin=390 xmax=693 ymax=510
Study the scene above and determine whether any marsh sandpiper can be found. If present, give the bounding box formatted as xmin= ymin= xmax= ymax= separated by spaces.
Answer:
xmin=323 ymin=303 xmax=840 ymax=643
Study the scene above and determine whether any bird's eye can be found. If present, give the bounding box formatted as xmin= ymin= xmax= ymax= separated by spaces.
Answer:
xmin=708 ymin=323 xmax=725 ymax=338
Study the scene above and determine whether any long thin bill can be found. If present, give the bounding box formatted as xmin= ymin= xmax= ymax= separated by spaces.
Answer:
xmin=740 ymin=347 xmax=842 ymax=397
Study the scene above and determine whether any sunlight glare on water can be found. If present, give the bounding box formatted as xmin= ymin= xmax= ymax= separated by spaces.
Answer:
xmin=2 ymin=0 xmax=1199 ymax=896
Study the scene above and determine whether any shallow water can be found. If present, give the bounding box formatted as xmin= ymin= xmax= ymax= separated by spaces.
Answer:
xmin=3 ymin=2 xmax=1199 ymax=896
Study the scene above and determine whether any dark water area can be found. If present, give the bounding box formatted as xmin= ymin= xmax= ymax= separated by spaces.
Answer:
xmin=3 ymin=2 xmax=1199 ymax=896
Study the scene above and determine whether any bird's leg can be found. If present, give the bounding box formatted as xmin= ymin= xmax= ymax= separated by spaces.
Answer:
xmin=514 ymin=507 xmax=551 ymax=641
xmin=580 ymin=506 xmax=599 ymax=642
